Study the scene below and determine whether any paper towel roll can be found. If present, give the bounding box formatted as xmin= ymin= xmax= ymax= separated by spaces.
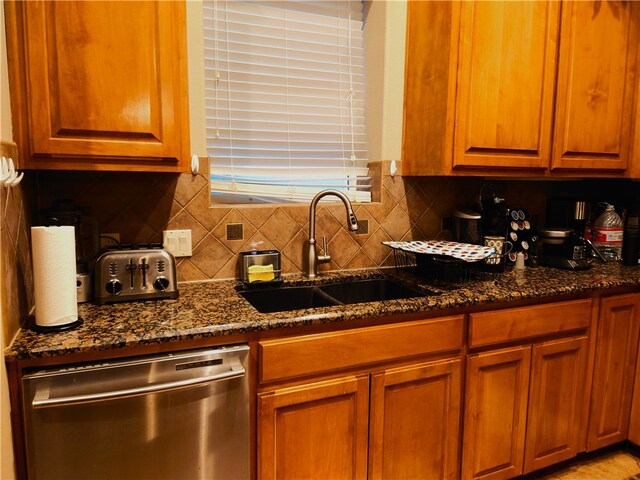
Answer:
xmin=31 ymin=226 xmax=78 ymax=327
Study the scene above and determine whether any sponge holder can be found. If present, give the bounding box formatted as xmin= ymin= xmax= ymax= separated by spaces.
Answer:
xmin=239 ymin=249 xmax=282 ymax=287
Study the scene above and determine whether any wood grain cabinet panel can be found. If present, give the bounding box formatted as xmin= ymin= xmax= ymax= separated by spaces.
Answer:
xmin=552 ymin=1 xmax=639 ymax=172
xmin=5 ymin=0 xmax=190 ymax=172
xmin=524 ymin=336 xmax=588 ymax=473
xmin=629 ymin=330 xmax=640 ymax=446
xmin=258 ymin=375 xmax=370 ymax=480
xmin=587 ymin=293 xmax=640 ymax=450
xmin=462 ymin=346 xmax=531 ymax=480
xmin=453 ymin=1 xmax=559 ymax=170
xmin=403 ymin=0 xmax=640 ymax=177
xmin=369 ymin=359 xmax=462 ymax=480
xmin=259 ymin=315 xmax=464 ymax=384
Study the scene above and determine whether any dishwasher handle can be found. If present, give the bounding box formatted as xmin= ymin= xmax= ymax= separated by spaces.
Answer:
xmin=32 ymin=366 xmax=245 ymax=409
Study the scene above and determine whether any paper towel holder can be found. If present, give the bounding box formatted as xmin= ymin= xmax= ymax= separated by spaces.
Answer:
xmin=29 ymin=316 xmax=83 ymax=333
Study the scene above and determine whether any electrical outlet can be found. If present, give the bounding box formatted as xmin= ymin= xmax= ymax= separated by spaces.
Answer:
xmin=162 ymin=229 xmax=192 ymax=257
xmin=100 ymin=233 xmax=120 ymax=249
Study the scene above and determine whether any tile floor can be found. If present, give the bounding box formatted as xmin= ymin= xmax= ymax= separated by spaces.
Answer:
xmin=524 ymin=448 xmax=640 ymax=480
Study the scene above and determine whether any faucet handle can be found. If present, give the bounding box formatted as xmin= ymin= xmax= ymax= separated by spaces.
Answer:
xmin=318 ymin=236 xmax=331 ymax=263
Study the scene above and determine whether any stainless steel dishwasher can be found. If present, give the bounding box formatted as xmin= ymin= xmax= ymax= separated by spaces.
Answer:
xmin=21 ymin=344 xmax=250 ymax=480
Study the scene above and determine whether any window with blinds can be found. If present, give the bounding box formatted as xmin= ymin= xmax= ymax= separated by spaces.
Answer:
xmin=203 ymin=0 xmax=371 ymax=204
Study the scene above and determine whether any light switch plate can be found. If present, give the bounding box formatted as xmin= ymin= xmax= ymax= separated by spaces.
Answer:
xmin=163 ymin=229 xmax=192 ymax=257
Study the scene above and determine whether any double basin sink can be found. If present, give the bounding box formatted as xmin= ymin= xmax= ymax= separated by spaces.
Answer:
xmin=239 ymin=278 xmax=427 ymax=313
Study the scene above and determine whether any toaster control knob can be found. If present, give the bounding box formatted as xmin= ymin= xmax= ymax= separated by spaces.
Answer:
xmin=154 ymin=277 xmax=170 ymax=291
xmin=105 ymin=279 xmax=122 ymax=295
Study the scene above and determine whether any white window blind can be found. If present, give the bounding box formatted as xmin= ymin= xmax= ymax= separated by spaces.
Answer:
xmin=204 ymin=0 xmax=371 ymax=204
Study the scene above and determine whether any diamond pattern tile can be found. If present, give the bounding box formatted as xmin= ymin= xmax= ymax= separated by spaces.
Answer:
xmin=212 ymin=209 xmax=257 ymax=254
xmin=167 ymin=210 xmax=209 ymax=248
xmin=186 ymin=188 xmax=230 ymax=231
xmin=31 ymin=162 xmax=565 ymax=282
xmin=380 ymin=205 xmax=412 ymax=239
xmin=190 ymin=234 xmax=233 ymax=278
xmin=328 ymin=229 xmax=360 ymax=268
xmin=260 ymin=209 xmax=300 ymax=251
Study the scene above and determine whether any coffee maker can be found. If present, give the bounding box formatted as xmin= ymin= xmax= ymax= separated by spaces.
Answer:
xmin=540 ymin=198 xmax=593 ymax=270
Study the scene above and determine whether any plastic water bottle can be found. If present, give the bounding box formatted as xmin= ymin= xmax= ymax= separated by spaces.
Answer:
xmin=591 ymin=203 xmax=624 ymax=261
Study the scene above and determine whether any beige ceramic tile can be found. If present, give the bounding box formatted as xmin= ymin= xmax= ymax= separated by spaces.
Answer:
xmin=414 ymin=208 xmax=442 ymax=240
xmin=382 ymin=174 xmax=409 ymax=203
xmin=281 ymin=205 xmax=309 ymax=227
xmin=314 ymin=207 xmax=343 ymax=242
xmin=240 ymin=205 xmax=279 ymax=230
xmin=173 ymin=172 xmax=208 ymax=207
xmin=176 ymin=259 xmax=207 ymax=282
xmin=328 ymin=229 xmax=360 ymax=268
xmin=186 ymin=188 xmax=230 ymax=232
xmin=281 ymin=230 xmax=309 ymax=273
xmin=404 ymin=182 xmax=432 ymax=221
xmin=211 ymin=209 xmax=257 ymax=254
xmin=362 ymin=226 xmax=392 ymax=265
xmin=344 ymin=248 xmax=376 ymax=271
xmin=167 ymin=210 xmax=209 ymax=248
xmin=132 ymin=192 xmax=177 ymax=233
xmin=352 ymin=206 xmax=380 ymax=246
xmin=106 ymin=208 xmax=156 ymax=244
xmin=188 ymin=234 xmax=233 ymax=278
xmin=380 ymin=204 xmax=412 ymax=240
xmin=260 ymin=209 xmax=301 ymax=251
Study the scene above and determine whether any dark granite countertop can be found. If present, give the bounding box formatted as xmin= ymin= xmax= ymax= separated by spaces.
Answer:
xmin=6 ymin=263 xmax=640 ymax=361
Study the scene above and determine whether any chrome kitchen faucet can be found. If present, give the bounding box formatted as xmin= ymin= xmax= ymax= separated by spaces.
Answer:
xmin=304 ymin=189 xmax=359 ymax=279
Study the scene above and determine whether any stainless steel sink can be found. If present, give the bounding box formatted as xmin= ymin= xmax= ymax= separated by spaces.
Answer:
xmin=239 ymin=278 xmax=425 ymax=313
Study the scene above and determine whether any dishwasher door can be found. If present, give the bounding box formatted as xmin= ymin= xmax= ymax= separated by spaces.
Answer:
xmin=21 ymin=344 xmax=250 ymax=480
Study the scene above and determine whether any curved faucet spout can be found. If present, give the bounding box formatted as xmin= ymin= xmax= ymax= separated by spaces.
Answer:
xmin=305 ymin=190 xmax=359 ymax=278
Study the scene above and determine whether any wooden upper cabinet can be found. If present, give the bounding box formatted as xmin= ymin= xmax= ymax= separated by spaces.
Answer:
xmin=453 ymin=1 xmax=560 ymax=170
xmin=403 ymin=0 xmax=640 ymax=177
xmin=5 ymin=1 xmax=190 ymax=172
xmin=552 ymin=1 xmax=639 ymax=172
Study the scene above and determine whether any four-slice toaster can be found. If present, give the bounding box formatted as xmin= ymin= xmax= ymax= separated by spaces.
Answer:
xmin=94 ymin=245 xmax=178 ymax=304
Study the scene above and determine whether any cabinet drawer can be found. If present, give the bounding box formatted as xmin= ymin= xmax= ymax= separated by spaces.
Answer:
xmin=469 ymin=299 xmax=591 ymax=347
xmin=259 ymin=315 xmax=464 ymax=383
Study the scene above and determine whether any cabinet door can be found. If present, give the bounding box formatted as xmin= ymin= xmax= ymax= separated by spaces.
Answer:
xmin=587 ymin=293 xmax=640 ymax=450
xmin=6 ymin=1 xmax=189 ymax=171
xmin=551 ymin=1 xmax=639 ymax=171
xmin=369 ymin=359 xmax=462 ymax=480
xmin=258 ymin=375 xmax=369 ymax=480
xmin=524 ymin=336 xmax=588 ymax=473
xmin=629 ymin=335 xmax=640 ymax=446
xmin=462 ymin=346 xmax=531 ymax=480
xmin=453 ymin=1 xmax=560 ymax=170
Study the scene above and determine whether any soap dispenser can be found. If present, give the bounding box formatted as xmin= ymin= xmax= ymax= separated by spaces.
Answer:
xmin=239 ymin=243 xmax=282 ymax=286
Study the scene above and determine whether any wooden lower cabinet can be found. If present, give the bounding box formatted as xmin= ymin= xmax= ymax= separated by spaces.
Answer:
xmin=587 ymin=293 xmax=640 ymax=450
xmin=258 ymin=375 xmax=370 ymax=479
xmin=369 ymin=359 xmax=462 ymax=480
xmin=524 ymin=336 xmax=588 ymax=473
xmin=629 ymin=335 xmax=640 ymax=446
xmin=462 ymin=346 xmax=531 ymax=480
xmin=462 ymin=335 xmax=589 ymax=480
xmin=258 ymin=358 xmax=463 ymax=480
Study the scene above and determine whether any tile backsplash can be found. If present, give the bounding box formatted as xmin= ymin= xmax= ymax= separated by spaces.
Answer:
xmin=1 ymin=141 xmax=33 ymax=345
xmin=34 ymin=160 xmax=640 ymax=283
xmin=35 ymin=161 xmax=485 ymax=281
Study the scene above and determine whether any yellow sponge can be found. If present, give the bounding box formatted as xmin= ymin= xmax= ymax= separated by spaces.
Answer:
xmin=248 ymin=264 xmax=275 ymax=282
